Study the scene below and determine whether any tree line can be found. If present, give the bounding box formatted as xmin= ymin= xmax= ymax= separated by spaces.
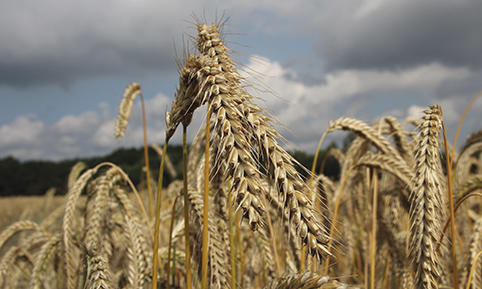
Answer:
xmin=0 ymin=142 xmax=344 ymax=196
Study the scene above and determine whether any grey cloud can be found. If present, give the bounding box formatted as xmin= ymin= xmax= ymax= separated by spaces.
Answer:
xmin=435 ymin=70 xmax=482 ymax=99
xmin=315 ymin=0 xmax=482 ymax=70
xmin=0 ymin=0 xmax=212 ymax=88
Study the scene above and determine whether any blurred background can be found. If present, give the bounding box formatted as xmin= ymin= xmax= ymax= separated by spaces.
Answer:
xmin=1 ymin=0 xmax=481 ymax=195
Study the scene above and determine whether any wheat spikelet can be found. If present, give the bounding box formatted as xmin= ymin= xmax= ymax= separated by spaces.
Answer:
xmin=85 ymin=254 xmax=112 ymax=289
xmin=326 ymin=147 xmax=346 ymax=167
xmin=115 ymin=82 xmax=141 ymax=138
xmin=0 ymin=220 xmax=39 ymax=253
xmin=166 ymin=54 xmax=204 ymax=139
xmin=187 ymin=183 xmax=231 ymax=289
xmin=0 ymin=232 xmax=49 ymax=287
xmin=382 ymin=116 xmax=413 ymax=164
xmin=193 ymin=23 xmax=268 ymax=231
xmin=252 ymin=114 xmax=331 ymax=259
xmin=327 ymin=117 xmax=404 ymax=164
xmin=84 ymin=169 xmax=113 ymax=256
xmin=264 ymin=272 xmax=349 ymax=289
xmin=356 ymin=152 xmax=414 ymax=192
xmin=63 ymin=166 xmax=99 ymax=289
xmin=67 ymin=161 xmax=87 ymax=190
xmin=255 ymin=229 xmax=276 ymax=280
xmin=120 ymin=214 xmax=140 ymax=288
xmin=409 ymin=104 xmax=444 ymax=289
xmin=111 ymin=185 xmax=151 ymax=285
xmin=31 ymin=233 xmax=61 ymax=289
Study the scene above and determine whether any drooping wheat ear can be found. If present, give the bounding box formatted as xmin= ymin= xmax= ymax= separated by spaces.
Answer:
xmin=166 ymin=54 xmax=204 ymax=140
xmin=193 ymin=23 xmax=267 ymax=231
xmin=84 ymin=168 xmax=114 ymax=257
xmin=195 ymin=22 xmax=331 ymax=259
xmin=0 ymin=220 xmax=39 ymax=253
xmin=0 ymin=232 xmax=50 ymax=287
xmin=121 ymin=211 xmax=141 ymax=288
xmin=409 ymin=104 xmax=445 ymax=289
xmin=31 ymin=233 xmax=61 ymax=289
xmin=63 ymin=166 xmax=100 ymax=289
xmin=263 ymin=181 xmax=302 ymax=267
xmin=263 ymin=272 xmax=348 ymax=289
xmin=67 ymin=161 xmax=87 ymax=190
xmin=244 ymin=102 xmax=331 ymax=259
xmin=115 ymin=82 xmax=141 ymax=138
xmin=314 ymin=174 xmax=334 ymax=228
xmin=382 ymin=116 xmax=413 ymax=164
xmin=327 ymin=117 xmax=404 ymax=164
xmin=112 ymin=185 xmax=150 ymax=286
xmin=355 ymin=152 xmax=414 ymax=192
xmin=326 ymin=147 xmax=346 ymax=167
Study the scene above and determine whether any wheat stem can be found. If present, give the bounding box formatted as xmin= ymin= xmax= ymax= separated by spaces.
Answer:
xmin=201 ymin=106 xmax=212 ymax=289
xmin=140 ymin=94 xmax=154 ymax=219
xmin=442 ymin=120 xmax=459 ymax=289
xmin=152 ymin=140 xmax=168 ymax=289
xmin=228 ymin=188 xmax=237 ymax=289
xmin=451 ymin=91 xmax=481 ymax=164
xmin=370 ymin=170 xmax=378 ymax=289
xmin=465 ymin=250 xmax=482 ymax=289
xmin=324 ymin=165 xmax=355 ymax=274
xmin=182 ymin=125 xmax=193 ymax=289
xmin=166 ymin=196 xmax=179 ymax=289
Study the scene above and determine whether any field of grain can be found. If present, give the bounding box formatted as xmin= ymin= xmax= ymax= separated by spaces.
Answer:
xmin=0 ymin=22 xmax=481 ymax=289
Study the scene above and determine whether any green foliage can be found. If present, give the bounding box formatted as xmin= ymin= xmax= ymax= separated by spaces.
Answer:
xmin=0 ymin=145 xmax=183 ymax=196
xmin=289 ymin=141 xmax=340 ymax=180
xmin=0 ymin=142 xmax=344 ymax=196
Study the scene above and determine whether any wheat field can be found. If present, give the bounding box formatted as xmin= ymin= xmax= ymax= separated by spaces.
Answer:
xmin=0 ymin=22 xmax=481 ymax=289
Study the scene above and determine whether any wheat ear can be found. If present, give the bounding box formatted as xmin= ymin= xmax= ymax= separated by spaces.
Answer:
xmin=264 ymin=272 xmax=348 ymax=289
xmin=63 ymin=165 xmax=102 ymax=289
xmin=409 ymin=104 xmax=444 ymax=289
xmin=114 ymin=82 xmax=141 ymax=138
xmin=0 ymin=220 xmax=40 ymax=253
xmin=31 ymin=233 xmax=62 ymax=289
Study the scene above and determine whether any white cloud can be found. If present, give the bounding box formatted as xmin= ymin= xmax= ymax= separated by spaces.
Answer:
xmin=0 ymin=116 xmax=45 ymax=148
xmin=1 ymin=55 xmax=480 ymax=160
xmin=53 ymin=111 xmax=100 ymax=134
xmin=242 ymin=56 xmax=481 ymax=151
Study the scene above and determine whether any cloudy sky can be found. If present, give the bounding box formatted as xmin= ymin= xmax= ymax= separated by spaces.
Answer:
xmin=1 ymin=0 xmax=481 ymax=160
